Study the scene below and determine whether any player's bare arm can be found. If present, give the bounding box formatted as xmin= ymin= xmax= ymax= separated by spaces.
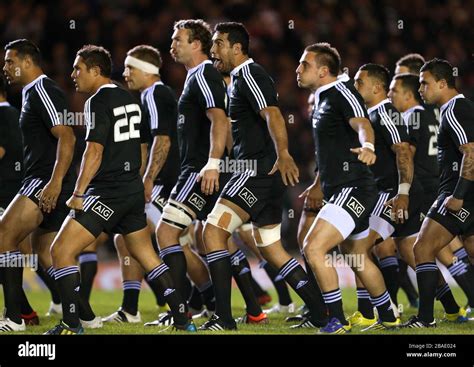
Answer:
xmin=39 ymin=125 xmax=76 ymax=213
xmin=67 ymin=141 xmax=104 ymax=210
xmin=385 ymin=141 xmax=413 ymax=223
xmin=348 ymin=117 xmax=376 ymax=165
xmin=197 ymin=107 xmax=227 ymax=195
xmin=143 ymin=135 xmax=170 ymax=201
xmin=299 ymin=172 xmax=323 ymax=210
xmin=262 ymin=106 xmax=299 ymax=186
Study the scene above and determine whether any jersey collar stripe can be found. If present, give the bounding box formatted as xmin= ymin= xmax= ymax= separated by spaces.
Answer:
xmin=242 ymin=65 xmax=267 ymax=111
xmin=35 ymin=80 xmax=61 ymax=126
xmin=146 ymin=88 xmax=159 ymax=130
xmin=195 ymin=67 xmax=215 ymax=108
xmin=335 ymin=83 xmax=365 ymax=118
xmin=446 ymin=101 xmax=468 ymax=145
xmin=379 ymin=105 xmax=401 ymax=144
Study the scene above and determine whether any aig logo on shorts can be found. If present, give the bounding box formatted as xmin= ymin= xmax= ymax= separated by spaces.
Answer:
xmin=450 ymin=208 xmax=470 ymax=223
xmin=239 ymin=187 xmax=257 ymax=207
xmin=154 ymin=196 xmax=167 ymax=209
xmin=188 ymin=193 xmax=206 ymax=211
xmin=34 ymin=189 xmax=42 ymax=200
xmin=382 ymin=205 xmax=392 ymax=219
xmin=92 ymin=201 xmax=115 ymax=221
xmin=345 ymin=196 xmax=365 ymax=217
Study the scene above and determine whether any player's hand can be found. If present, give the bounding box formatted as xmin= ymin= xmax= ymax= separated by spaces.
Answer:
xmin=384 ymin=194 xmax=409 ymax=224
xmin=39 ymin=179 xmax=62 ymax=213
xmin=299 ymin=182 xmax=323 ymax=210
xmin=143 ymin=176 xmax=154 ymax=203
xmin=269 ymin=150 xmax=299 ymax=186
xmin=445 ymin=195 xmax=463 ymax=213
xmin=350 ymin=147 xmax=376 ymax=166
xmin=197 ymin=168 xmax=219 ymax=196
xmin=66 ymin=196 xmax=84 ymax=211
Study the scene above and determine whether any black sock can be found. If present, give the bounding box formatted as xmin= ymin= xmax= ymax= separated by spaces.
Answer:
xmin=448 ymin=261 xmax=474 ymax=307
xmin=160 ymin=245 xmax=189 ymax=303
xmin=54 ymin=266 xmax=81 ymax=328
xmin=435 ymin=283 xmax=460 ymax=314
xmin=230 ymin=250 xmax=262 ymax=317
xmin=250 ymin=274 xmax=266 ymax=297
xmin=37 ymin=266 xmax=61 ymax=304
xmin=145 ymin=277 xmax=167 ymax=307
xmin=19 ymin=275 xmax=34 ymax=315
xmin=398 ymin=259 xmax=418 ymax=303
xmin=1 ymin=251 xmax=24 ymax=323
xmin=207 ymin=250 xmax=233 ymax=324
xmin=378 ymin=256 xmax=399 ymax=306
xmin=188 ymin=285 xmax=204 ymax=310
xmin=280 ymin=258 xmax=327 ymax=324
xmin=356 ymin=288 xmax=374 ymax=319
xmin=121 ymin=280 xmax=141 ymax=315
xmin=415 ymin=262 xmax=439 ymax=323
xmin=78 ymin=252 xmax=98 ymax=303
xmin=261 ymin=260 xmax=292 ymax=306
xmin=322 ymin=289 xmax=345 ymax=324
xmin=146 ymin=263 xmax=188 ymax=326
xmin=370 ymin=291 xmax=396 ymax=322
xmin=198 ymin=281 xmax=216 ymax=311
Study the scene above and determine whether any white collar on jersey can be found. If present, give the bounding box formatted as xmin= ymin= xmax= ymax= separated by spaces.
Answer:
xmin=367 ymin=98 xmax=390 ymax=114
xmin=313 ymin=78 xmax=342 ymax=108
xmin=337 ymin=72 xmax=350 ymax=82
xmin=0 ymin=101 xmax=11 ymax=107
xmin=440 ymin=93 xmax=464 ymax=116
xmin=140 ymin=80 xmax=164 ymax=99
xmin=22 ymin=74 xmax=47 ymax=102
xmin=230 ymin=58 xmax=254 ymax=76
xmin=186 ymin=59 xmax=212 ymax=77
xmin=402 ymin=104 xmax=424 ymax=124
xmin=97 ymin=83 xmax=117 ymax=91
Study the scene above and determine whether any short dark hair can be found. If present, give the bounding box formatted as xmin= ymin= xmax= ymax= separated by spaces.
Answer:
xmin=76 ymin=44 xmax=112 ymax=77
xmin=393 ymin=73 xmax=422 ymax=103
xmin=396 ymin=53 xmax=425 ymax=74
xmin=359 ymin=63 xmax=390 ymax=92
xmin=214 ymin=22 xmax=250 ymax=55
xmin=174 ymin=19 xmax=212 ymax=57
xmin=127 ymin=45 xmax=162 ymax=69
xmin=420 ymin=58 xmax=456 ymax=88
xmin=0 ymin=73 xmax=7 ymax=96
xmin=304 ymin=42 xmax=341 ymax=76
xmin=4 ymin=39 xmax=41 ymax=65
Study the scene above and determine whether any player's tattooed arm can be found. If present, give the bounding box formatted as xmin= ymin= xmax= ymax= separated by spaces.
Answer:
xmin=392 ymin=142 xmax=414 ymax=185
xmin=459 ymin=142 xmax=474 ymax=181
xmin=140 ymin=143 xmax=149 ymax=177
xmin=143 ymin=136 xmax=170 ymax=201
xmin=261 ymin=106 xmax=299 ymax=186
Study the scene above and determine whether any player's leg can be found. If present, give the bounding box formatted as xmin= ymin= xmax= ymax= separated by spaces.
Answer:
xmin=0 ymin=195 xmax=43 ymax=330
xmin=226 ymin=233 xmax=267 ymax=324
xmin=449 ymin=237 xmax=472 ymax=266
xmin=77 ymin=234 xmax=104 ymax=303
xmin=122 ymin=226 xmax=194 ymax=330
xmin=374 ymin=237 xmax=400 ymax=308
xmin=349 ymin=273 xmax=376 ymax=327
xmin=16 ymin=236 xmax=39 ymax=325
xmin=31 ymin=229 xmax=62 ymax=316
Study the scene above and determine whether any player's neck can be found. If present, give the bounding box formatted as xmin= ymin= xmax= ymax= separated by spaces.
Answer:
xmin=232 ymin=55 xmax=250 ymax=70
xmin=91 ymin=77 xmax=113 ymax=94
xmin=140 ymin=77 xmax=161 ymax=92
xmin=185 ymin=53 xmax=208 ymax=70
xmin=22 ymin=69 xmax=44 ymax=87
xmin=437 ymin=89 xmax=459 ymax=107
xmin=402 ymin=99 xmax=421 ymax=112
xmin=367 ymin=94 xmax=387 ymax=109
xmin=313 ymin=76 xmax=337 ymax=92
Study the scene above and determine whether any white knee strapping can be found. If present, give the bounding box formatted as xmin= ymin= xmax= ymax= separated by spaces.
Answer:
xmin=206 ymin=203 xmax=244 ymax=234
xmin=252 ymin=224 xmax=281 ymax=247
xmin=161 ymin=199 xmax=194 ymax=230
xmin=239 ymin=223 xmax=253 ymax=232
xmin=179 ymin=231 xmax=194 ymax=247
xmin=145 ymin=202 xmax=162 ymax=226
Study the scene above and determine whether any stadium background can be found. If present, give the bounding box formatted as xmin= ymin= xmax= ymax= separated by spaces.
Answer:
xmin=0 ymin=0 xmax=472 ymax=290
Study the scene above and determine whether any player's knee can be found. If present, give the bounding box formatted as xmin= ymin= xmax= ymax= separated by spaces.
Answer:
xmin=252 ymin=224 xmax=281 ymax=248
xmin=413 ymin=239 xmax=431 ymax=261
xmin=160 ymin=200 xmax=194 ymax=232
xmin=206 ymin=203 xmax=244 ymax=235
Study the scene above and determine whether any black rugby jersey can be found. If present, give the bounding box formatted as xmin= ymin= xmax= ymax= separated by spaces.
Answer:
xmin=437 ymin=94 xmax=474 ymax=200
xmin=177 ymin=60 xmax=227 ymax=174
xmin=140 ymin=81 xmax=180 ymax=185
